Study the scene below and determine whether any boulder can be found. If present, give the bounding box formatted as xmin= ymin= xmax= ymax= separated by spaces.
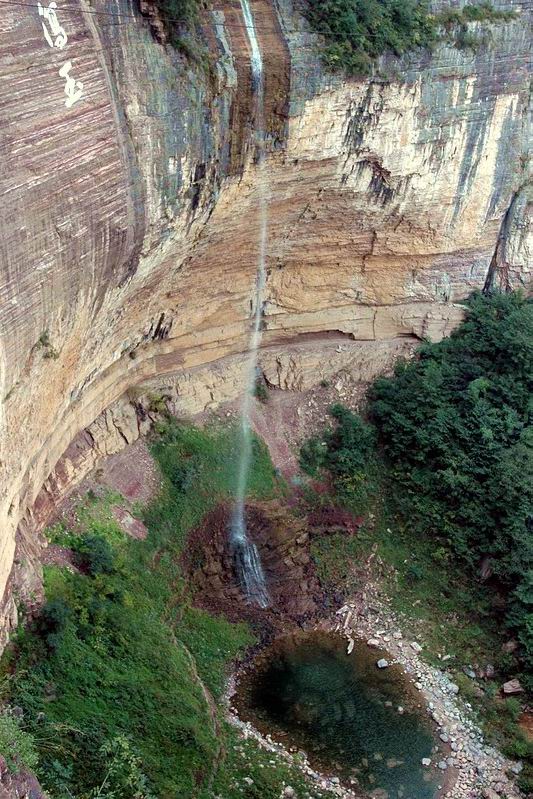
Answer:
xmin=502 ymin=679 xmax=524 ymax=695
xmin=377 ymin=659 xmax=389 ymax=669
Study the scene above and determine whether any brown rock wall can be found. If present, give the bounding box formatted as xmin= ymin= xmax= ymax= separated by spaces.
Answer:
xmin=0 ymin=0 xmax=531 ymax=638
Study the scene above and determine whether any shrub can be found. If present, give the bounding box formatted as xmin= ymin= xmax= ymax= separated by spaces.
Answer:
xmin=151 ymin=0 xmax=203 ymax=55
xmin=0 ymin=711 xmax=38 ymax=772
xmin=3 ymin=423 xmax=281 ymax=798
xmin=253 ymin=379 xmax=269 ymax=403
xmin=89 ymin=735 xmax=155 ymax=799
xmin=301 ymin=404 xmax=377 ymax=509
xmin=302 ymin=292 xmax=532 ymax=677
xmin=75 ymin=535 xmax=116 ymax=576
xmin=304 ymin=1 xmax=516 ymax=74
xmin=34 ymin=598 xmax=71 ymax=652
xmin=304 ymin=0 xmax=437 ymax=74
xmin=370 ymin=292 xmax=533 ymax=670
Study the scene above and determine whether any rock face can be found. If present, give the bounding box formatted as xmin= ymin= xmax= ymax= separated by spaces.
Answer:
xmin=0 ymin=0 xmax=531 ymax=638
xmin=183 ymin=501 xmax=321 ymax=622
xmin=0 ymin=756 xmax=45 ymax=799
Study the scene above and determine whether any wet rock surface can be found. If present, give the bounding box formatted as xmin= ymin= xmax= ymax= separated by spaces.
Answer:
xmin=183 ymin=501 xmax=323 ymax=627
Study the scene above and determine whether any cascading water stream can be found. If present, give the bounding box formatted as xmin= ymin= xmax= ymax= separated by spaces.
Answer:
xmin=229 ymin=0 xmax=270 ymax=608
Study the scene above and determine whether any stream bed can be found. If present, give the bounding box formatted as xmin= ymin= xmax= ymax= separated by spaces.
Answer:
xmin=236 ymin=631 xmax=442 ymax=798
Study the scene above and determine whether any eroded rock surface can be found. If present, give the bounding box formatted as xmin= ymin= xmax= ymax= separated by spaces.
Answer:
xmin=0 ymin=0 xmax=531 ymax=637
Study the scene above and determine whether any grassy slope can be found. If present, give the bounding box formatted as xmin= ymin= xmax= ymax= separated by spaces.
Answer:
xmin=1 ymin=421 xmax=327 ymax=799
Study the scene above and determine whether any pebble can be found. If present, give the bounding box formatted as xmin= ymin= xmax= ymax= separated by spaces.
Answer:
xmin=377 ymin=658 xmax=389 ymax=669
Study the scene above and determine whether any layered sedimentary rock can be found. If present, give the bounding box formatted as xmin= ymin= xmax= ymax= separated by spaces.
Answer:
xmin=0 ymin=0 xmax=531 ymax=636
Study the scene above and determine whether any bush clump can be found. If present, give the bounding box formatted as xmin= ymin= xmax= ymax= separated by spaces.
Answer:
xmin=302 ymin=292 xmax=532 ymax=680
xmin=2 ymin=422 xmax=283 ymax=798
xmin=370 ymin=291 xmax=532 ymax=672
xmin=33 ymin=598 xmax=71 ymax=652
xmin=304 ymin=0 xmax=516 ymax=74
xmin=304 ymin=0 xmax=437 ymax=74
xmin=74 ymin=534 xmax=116 ymax=576
xmin=0 ymin=711 xmax=38 ymax=772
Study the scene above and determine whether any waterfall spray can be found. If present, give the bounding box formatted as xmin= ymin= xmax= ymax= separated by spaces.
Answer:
xmin=229 ymin=0 xmax=270 ymax=608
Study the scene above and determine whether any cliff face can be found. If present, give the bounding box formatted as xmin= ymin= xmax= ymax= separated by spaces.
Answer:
xmin=0 ymin=0 xmax=531 ymax=637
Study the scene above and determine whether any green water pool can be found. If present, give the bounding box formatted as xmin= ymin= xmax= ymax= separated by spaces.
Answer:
xmin=237 ymin=631 xmax=443 ymax=798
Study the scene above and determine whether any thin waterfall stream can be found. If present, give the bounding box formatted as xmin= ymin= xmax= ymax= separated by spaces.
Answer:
xmin=229 ymin=0 xmax=270 ymax=608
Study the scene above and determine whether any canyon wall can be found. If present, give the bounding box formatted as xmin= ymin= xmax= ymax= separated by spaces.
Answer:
xmin=0 ymin=0 xmax=531 ymax=638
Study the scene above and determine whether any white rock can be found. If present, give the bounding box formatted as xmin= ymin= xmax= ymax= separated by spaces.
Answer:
xmin=411 ymin=642 xmax=423 ymax=653
xmin=377 ymin=659 xmax=389 ymax=669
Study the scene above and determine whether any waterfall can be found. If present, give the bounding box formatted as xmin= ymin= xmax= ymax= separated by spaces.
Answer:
xmin=229 ymin=0 xmax=270 ymax=608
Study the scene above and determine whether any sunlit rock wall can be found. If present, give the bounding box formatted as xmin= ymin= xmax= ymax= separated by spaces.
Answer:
xmin=0 ymin=0 xmax=530 ymax=638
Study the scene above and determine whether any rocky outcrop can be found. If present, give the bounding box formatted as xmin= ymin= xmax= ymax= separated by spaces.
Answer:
xmin=0 ymin=0 xmax=531 ymax=639
xmin=184 ymin=501 xmax=321 ymax=622
xmin=0 ymin=756 xmax=45 ymax=799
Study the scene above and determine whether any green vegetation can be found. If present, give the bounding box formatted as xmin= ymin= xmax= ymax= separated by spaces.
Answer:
xmin=303 ymin=292 xmax=532 ymax=790
xmin=36 ymin=330 xmax=59 ymax=360
xmin=151 ymin=0 xmax=207 ymax=61
xmin=0 ymin=711 xmax=38 ymax=772
xmin=253 ymin=377 xmax=269 ymax=403
xmin=304 ymin=0 xmax=436 ymax=74
xmin=304 ymin=1 xmax=516 ymax=74
xmin=1 ymin=422 xmax=325 ymax=798
xmin=301 ymin=403 xmax=377 ymax=510
xmin=371 ymin=291 xmax=532 ymax=673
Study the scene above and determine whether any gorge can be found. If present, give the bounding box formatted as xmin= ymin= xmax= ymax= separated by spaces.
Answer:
xmin=0 ymin=0 xmax=531 ymax=796
xmin=0 ymin=0 xmax=530 ymax=639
